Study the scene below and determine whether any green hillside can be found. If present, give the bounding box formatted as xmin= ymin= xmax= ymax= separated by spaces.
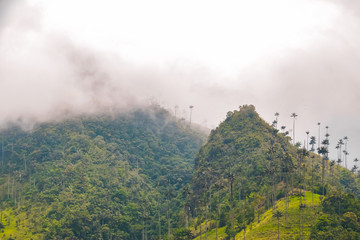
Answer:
xmin=194 ymin=191 xmax=322 ymax=240
xmin=0 ymin=105 xmax=207 ymax=239
xmin=1 ymin=104 xmax=360 ymax=240
xmin=190 ymin=105 xmax=360 ymax=239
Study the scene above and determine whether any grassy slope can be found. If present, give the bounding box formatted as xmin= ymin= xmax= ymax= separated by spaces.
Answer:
xmin=194 ymin=191 xmax=323 ymax=240
xmin=1 ymin=207 xmax=42 ymax=240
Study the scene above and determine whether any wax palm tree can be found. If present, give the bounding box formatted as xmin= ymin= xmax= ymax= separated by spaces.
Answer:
xmin=351 ymin=165 xmax=358 ymax=173
xmin=182 ymin=185 xmax=191 ymax=229
xmin=189 ymin=105 xmax=194 ymax=126
xmin=335 ymin=144 xmax=341 ymax=165
xmin=281 ymin=126 xmax=286 ymax=133
xmin=338 ymin=139 xmax=344 ymax=167
xmin=354 ymin=158 xmax=359 ymax=170
xmin=343 ymin=136 xmax=349 ymax=168
xmin=297 ymin=148 xmax=309 ymax=204
xmin=309 ymin=136 xmax=316 ymax=152
xmin=317 ymin=122 xmax=321 ymax=150
xmin=318 ymin=146 xmax=329 ymax=196
xmin=343 ymin=150 xmax=349 ymax=169
xmin=336 ymin=156 xmax=342 ymax=166
xmin=274 ymin=112 xmax=280 ymax=128
xmin=273 ymin=210 xmax=283 ymax=240
xmin=291 ymin=113 xmax=298 ymax=145
xmin=306 ymin=131 xmax=310 ymax=150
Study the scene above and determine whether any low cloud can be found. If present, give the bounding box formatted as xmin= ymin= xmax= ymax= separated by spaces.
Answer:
xmin=1 ymin=0 xmax=360 ymax=162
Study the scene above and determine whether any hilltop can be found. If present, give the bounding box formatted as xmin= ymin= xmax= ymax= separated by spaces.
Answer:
xmin=189 ymin=105 xmax=360 ymax=239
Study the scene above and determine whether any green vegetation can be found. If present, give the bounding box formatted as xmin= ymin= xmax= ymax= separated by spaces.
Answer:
xmin=1 ymin=104 xmax=360 ymax=239
xmin=190 ymin=105 xmax=360 ymax=239
xmin=0 ymin=105 xmax=207 ymax=239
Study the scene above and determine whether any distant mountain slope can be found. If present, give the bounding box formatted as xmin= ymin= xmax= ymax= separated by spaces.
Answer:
xmin=0 ymin=105 xmax=207 ymax=240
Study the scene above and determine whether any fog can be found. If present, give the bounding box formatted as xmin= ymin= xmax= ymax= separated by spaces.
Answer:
xmin=1 ymin=0 xmax=360 ymax=165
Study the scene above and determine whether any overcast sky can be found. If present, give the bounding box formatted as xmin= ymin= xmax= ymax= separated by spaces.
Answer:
xmin=1 ymin=0 xmax=360 ymax=166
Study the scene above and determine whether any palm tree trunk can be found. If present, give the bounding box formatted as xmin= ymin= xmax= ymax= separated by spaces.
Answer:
xmin=167 ymin=201 xmax=171 ymax=240
xmin=185 ymin=206 xmax=189 ymax=230
xmin=216 ymin=204 xmax=220 ymax=240
xmin=243 ymin=225 xmax=246 ymax=240
xmin=322 ymin=159 xmax=325 ymax=196
xmin=209 ymin=185 xmax=212 ymax=223
xmin=303 ymin=164 xmax=306 ymax=201
xmin=285 ymin=174 xmax=288 ymax=227
xmin=205 ymin=206 xmax=208 ymax=240
xmin=158 ymin=207 xmax=161 ymax=240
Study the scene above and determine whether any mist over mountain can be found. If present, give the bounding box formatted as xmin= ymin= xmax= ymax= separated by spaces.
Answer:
xmin=1 ymin=0 xmax=360 ymax=162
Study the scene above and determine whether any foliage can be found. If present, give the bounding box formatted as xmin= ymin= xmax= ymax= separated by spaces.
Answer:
xmin=0 ymin=106 xmax=207 ymax=239
xmin=310 ymin=193 xmax=360 ymax=239
xmin=191 ymin=105 xmax=360 ymax=239
xmin=2 ymin=103 xmax=360 ymax=239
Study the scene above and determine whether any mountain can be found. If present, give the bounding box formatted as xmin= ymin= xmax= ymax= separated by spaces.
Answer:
xmin=190 ymin=105 xmax=360 ymax=239
xmin=1 ymin=104 xmax=360 ymax=240
xmin=0 ymin=105 xmax=207 ymax=240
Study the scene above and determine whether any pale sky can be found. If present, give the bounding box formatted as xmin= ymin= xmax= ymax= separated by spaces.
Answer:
xmin=1 ymin=0 xmax=360 ymax=166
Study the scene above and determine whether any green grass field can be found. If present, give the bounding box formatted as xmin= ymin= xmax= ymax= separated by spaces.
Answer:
xmin=194 ymin=191 xmax=323 ymax=240
xmin=1 ymin=207 xmax=41 ymax=240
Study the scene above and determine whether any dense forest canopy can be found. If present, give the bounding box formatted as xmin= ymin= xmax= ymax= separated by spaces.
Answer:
xmin=0 ymin=105 xmax=207 ymax=239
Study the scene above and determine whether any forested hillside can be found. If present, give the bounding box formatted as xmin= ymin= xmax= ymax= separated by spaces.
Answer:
xmin=190 ymin=105 xmax=360 ymax=239
xmin=0 ymin=105 xmax=207 ymax=239
xmin=1 ymin=104 xmax=360 ymax=240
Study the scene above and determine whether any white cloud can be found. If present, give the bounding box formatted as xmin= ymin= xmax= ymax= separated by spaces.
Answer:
xmin=1 ymin=0 xmax=360 ymax=164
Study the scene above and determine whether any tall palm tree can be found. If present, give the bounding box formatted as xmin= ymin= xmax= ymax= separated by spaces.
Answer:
xmin=309 ymin=136 xmax=316 ymax=152
xmin=273 ymin=210 xmax=283 ymax=240
xmin=274 ymin=112 xmax=280 ymax=128
xmin=317 ymin=122 xmax=321 ymax=150
xmin=354 ymin=158 xmax=359 ymax=170
xmin=351 ymin=165 xmax=358 ymax=173
xmin=291 ymin=113 xmax=298 ymax=145
xmin=338 ymin=139 xmax=344 ymax=167
xmin=353 ymin=158 xmax=359 ymax=174
xmin=343 ymin=150 xmax=349 ymax=169
xmin=335 ymin=144 xmax=341 ymax=165
xmin=297 ymin=148 xmax=309 ymax=204
xmin=318 ymin=146 xmax=329 ymax=196
xmin=306 ymin=131 xmax=310 ymax=150
xmin=189 ymin=105 xmax=194 ymax=126
xmin=344 ymin=136 xmax=349 ymax=169
xmin=182 ymin=185 xmax=191 ymax=229
xmin=281 ymin=126 xmax=286 ymax=132
xmin=336 ymin=155 xmax=342 ymax=166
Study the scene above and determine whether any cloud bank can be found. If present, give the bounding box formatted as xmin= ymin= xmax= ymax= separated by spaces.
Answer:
xmin=1 ymin=0 xmax=360 ymax=162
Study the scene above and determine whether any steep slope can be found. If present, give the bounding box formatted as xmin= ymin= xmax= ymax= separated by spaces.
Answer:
xmin=0 ymin=105 xmax=207 ymax=240
xmin=194 ymin=192 xmax=323 ymax=240
xmin=192 ymin=105 xmax=298 ymax=205
xmin=189 ymin=105 xmax=360 ymax=239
